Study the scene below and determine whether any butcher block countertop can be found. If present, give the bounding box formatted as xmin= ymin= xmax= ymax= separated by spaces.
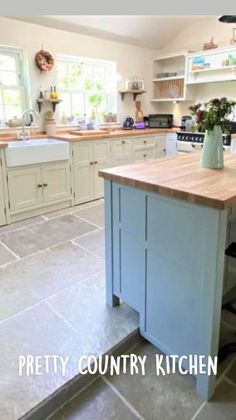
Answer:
xmin=99 ymin=153 xmax=236 ymax=210
xmin=0 ymin=142 xmax=8 ymax=149
xmin=53 ymin=128 xmax=176 ymax=142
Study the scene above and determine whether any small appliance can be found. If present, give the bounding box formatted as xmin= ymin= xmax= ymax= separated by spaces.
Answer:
xmin=135 ymin=121 xmax=146 ymax=129
xmin=148 ymin=114 xmax=173 ymax=128
xmin=123 ymin=116 xmax=134 ymax=130
xmin=180 ymin=115 xmax=193 ymax=130
xmin=176 ymin=131 xmax=231 ymax=153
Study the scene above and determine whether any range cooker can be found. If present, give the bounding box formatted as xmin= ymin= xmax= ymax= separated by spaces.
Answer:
xmin=176 ymin=131 xmax=231 ymax=153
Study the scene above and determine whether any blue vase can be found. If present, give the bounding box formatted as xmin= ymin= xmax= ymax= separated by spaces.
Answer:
xmin=200 ymin=126 xmax=224 ymax=169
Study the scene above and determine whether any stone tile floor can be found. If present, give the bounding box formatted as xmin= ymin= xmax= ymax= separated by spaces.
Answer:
xmin=0 ymin=199 xmax=138 ymax=420
xmin=0 ymin=199 xmax=235 ymax=420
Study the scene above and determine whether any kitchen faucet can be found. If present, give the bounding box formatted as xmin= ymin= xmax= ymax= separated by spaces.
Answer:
xmin=19 ymin=109 xmax=40 ymax=140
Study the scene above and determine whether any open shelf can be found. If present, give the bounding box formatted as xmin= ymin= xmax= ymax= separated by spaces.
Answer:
xmin=151 ymin=97 xmax=187 ymax=102
xmin=119 ymin=90 xmax=146 ymax=101
xmin=37 ymin=99 xmax=63 ymax=113
xmin=152 ymin=75 xmax=185 ymax=82
xmin=190 ymin=65 xmax=236 ymax=74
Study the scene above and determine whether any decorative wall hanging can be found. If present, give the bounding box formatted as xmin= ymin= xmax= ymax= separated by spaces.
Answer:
xmin=202 ymin=37 xmax=218 ymax=50
xmin=35 ymin=48 xmax=54 ymax=72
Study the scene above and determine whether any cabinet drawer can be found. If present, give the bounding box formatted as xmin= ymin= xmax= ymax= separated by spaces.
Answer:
xmin=134 ymin=148 xmax=155 ymax=162
xmin=134 ymin=136 xmax=155 ymax=150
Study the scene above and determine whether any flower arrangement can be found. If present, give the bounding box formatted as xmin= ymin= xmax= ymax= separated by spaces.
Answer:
xmin=189 ymin=97 xmax=236 ymax=133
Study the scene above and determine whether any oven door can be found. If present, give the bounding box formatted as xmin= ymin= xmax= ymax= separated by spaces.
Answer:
xmin=177 ymin=141 xmax=202 ymax=153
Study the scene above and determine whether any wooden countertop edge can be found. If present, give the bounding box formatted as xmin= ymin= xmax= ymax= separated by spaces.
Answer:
xmin=99 ymin=170 xmax=228 ymax=210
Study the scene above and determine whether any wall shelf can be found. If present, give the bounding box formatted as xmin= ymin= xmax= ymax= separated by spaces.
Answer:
xmin=37 ymin=99 xmax=62 ymax=113
xmin=119 ymin=90 xmax=146 ymax=101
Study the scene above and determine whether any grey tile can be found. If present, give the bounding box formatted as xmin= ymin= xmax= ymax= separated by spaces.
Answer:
xmin=0 ymin=242 xmax=17 ymax=266
xmin=0 ymin=214 xmax=97 ymax=257
xmin=50 ymin=377 xmax=137 ymax=420
xmin=0 ymin=215 xmax=45 ymax=234
xmin=0 ymin=242 xmax=104 ymax=321
xmin=74 ymin=229 xmax=105 ymax=259
xmin=44 ymin=201 xmax=104 ymax=220
xmin=226 ymin=359 xmax=236 ymax=384
xmin=74 ymin=203 xmax=104 ymax=227
xmin=48 ymin=271 xmax=139 ymax=355
xmin=194 ymin=380 xmax=236 ymax=420
xmin=0 ymin=301 xmax=98 ymax=420
xmin=107 ymin=341 xmax=203 ymax=420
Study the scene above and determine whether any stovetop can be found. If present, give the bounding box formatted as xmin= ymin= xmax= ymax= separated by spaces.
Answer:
xmin=177 ymin=131 xmax=231 ymax=146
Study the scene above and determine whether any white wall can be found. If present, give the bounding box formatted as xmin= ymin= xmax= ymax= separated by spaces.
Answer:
xmin=158 ymin=16 xmax=236 ymax=125
xmin=0 ymin=17 xmax=158 ymax=127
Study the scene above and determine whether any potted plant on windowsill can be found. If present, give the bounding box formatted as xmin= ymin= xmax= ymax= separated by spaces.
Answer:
xmin=189 ymin=97 xmax=236 ymax=169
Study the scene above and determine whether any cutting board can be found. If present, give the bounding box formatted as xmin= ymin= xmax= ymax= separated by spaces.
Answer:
xmin=69 ymin=130 xmax=108 ymax=136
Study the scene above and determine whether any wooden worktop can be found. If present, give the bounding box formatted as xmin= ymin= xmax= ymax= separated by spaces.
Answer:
xmin=99 ymin=153 xmax=236 ymax=210
xmin=53 ymin=128 xmax=176 ymax=142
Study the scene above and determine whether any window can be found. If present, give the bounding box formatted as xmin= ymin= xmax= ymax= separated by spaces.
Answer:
xmin=0 ymin=47 xmax=26 ymax=124
xmin=56 ymin=55 xmax=116 ymax=124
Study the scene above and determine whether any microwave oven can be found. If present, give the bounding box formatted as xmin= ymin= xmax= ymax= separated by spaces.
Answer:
xmin=148 ymin=114 xmax=173 ymax=128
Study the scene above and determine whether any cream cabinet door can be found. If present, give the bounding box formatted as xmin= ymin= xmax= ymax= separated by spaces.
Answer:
xmin=155 ymin=135 xmax=166 ymax=159
xmin=73 ymin=142 xmax=93 ymax=204
xmin=7 ymin=166 xmax=43 ymax=211
xmin=93 ymin=140 xmax=109 ymax=199
xmin=0 ymin=164 xmax=6 ymax=226
xmin=42 ymin=162 xmax=71 ymax=203
xmin=110 ymin=138 xmax=133 ymax=167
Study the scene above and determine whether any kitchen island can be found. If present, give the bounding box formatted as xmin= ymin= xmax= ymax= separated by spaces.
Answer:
xmin=99 ymin=153 xmax=236 ymax=400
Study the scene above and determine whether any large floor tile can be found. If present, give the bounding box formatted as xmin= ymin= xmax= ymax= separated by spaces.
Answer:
xmin=0 ymin=301 xmax=97 ymax=420
xmin=0 ymin=214 xmax=97 ymax=257
xmin=194 ymin=380 xmax=236 ymax=420
xmin=74 ymin=229 xmax=105 ymax=259
xmin=48 ymin=271 xmax=139 ymax=355
xmin=0 ymin=242 xmax=104 ymax=321
xmin=0 ymin=215 xmax=45 ymax=234
xmin=0 ymin=242 xmax=17 ymax=266
xmin=107 ymin=341 xmax=203 ymax=420
xmin=74 ymin=203 xmax=104 ymax=227
xmin=50 ymin=377 xmax=137 ymax=420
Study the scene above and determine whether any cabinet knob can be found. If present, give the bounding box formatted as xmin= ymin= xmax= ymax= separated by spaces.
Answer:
xmin=90 ymin=161 xmax=94 ymax=165
xmin=143 ymin=154 xmax=147 ymax=158
xmin=94 ymin=161 xmax=98 ymax=164
xmin=143 ymin=140 xmax=147 ymax=144
xmin=163 ymin=148 xmax=166 ymax=152
xmin=121 ymin=140 xmax=126 ymax=144
xmin=37 ymin=184 xmax=42 ymax=188
xmin=43 ymin=183 xmax=48 ymax=187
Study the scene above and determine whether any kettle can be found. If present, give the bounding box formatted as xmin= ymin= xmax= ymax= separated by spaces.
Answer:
xmin=123 ymin=116 xmax=134 ymax=130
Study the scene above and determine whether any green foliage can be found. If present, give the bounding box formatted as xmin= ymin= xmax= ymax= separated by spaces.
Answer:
xmin=189 ymin=97 xmax=236 ymax=133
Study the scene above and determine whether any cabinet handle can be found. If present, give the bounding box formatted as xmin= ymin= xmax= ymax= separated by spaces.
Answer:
xmin=43 ymin=183 xmax=48 ymax=187
xmin=90 ymin=161 xmax=94 ymax=165
xmin=121 ymin=140 xmax=126 ymax=144
xmin=94 ymin=161 xmax=98 ymax=164
xmin=37 ymin=184 xmax=42 ymax=188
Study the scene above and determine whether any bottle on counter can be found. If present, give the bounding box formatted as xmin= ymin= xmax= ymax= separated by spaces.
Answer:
xmin=53 ymin=86 xmax=58 ymax=99
xmin=50 ymin=86 xmax=54 ymax=99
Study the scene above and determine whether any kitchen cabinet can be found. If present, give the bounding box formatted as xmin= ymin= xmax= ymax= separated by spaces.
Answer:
xmin=133 ymin=136 xmax=156 ymax=163
xmin=8 ymin=166 xmax=43 ymax=211
xmin=110 ymin=138 xmax=133 ymax=167
xmin=7 ymin=161 xmax=71 ymax=213
xmin=0 ymin=156 xmax=6 ymax=226
xmin=155 ymin=135 xmax=166 ymax=158
xmin=73 ymin=139 xmax=109 ymax=204
xmin=42 ymin=162 xmax=71 ymax=203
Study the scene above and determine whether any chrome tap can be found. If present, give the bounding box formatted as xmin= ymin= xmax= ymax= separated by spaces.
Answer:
xmin=19 ymin=109 xmax=40 ymax=140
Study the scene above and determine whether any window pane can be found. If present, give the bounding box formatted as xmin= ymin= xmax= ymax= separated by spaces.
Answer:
xmin=83 ymin=65 xmax=94 ymax=91
xmin=68 ymin=63 xmax=83 ymax=89
xmin=0 ymin=71 xmax=17 ymax=86
xmin=0 ymin=54 xmax=16 ymax=71
xmin=4 ymin=104 xmax=21 ymax=119
xmin=3 ymin=90 xmax=21 ymax=106
xmin=0 ymin=104 xmax=4 ymax=121
xmin=57 ymin=62 xmax=69 ymax=89
xmin=59 ymin=92 xmax=71 ymax=118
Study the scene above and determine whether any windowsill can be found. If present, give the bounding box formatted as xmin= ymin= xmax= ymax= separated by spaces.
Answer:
xmin=0 ymin=126 xmax=40 ymax=131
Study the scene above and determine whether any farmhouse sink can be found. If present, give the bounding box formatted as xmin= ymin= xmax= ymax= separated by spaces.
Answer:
xmin=5 ymin=138 xmax=70 ymax=167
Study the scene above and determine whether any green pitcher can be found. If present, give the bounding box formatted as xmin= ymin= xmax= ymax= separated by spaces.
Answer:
xmin=200 ymin=125 xmax=224 ymax=169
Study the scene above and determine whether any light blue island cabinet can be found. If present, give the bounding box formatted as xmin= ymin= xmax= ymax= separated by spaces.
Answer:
xmin=99 ymin=153 xmax=236 ymax=400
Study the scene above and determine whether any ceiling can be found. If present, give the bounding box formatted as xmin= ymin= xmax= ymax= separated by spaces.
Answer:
xmin=11 ymin=16 xmax=215 ymax=50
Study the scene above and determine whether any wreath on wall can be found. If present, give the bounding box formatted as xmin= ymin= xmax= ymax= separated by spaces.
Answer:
xmin=35 ymin=49 xmax=54 ymax=72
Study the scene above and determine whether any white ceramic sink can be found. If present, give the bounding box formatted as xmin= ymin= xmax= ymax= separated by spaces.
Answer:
xmin=5 ymin=138 xmax=70 ymax=167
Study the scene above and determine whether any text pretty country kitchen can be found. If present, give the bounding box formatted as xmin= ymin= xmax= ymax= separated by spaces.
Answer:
xmin=18 ymin=354 xmax=218 ymax=377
